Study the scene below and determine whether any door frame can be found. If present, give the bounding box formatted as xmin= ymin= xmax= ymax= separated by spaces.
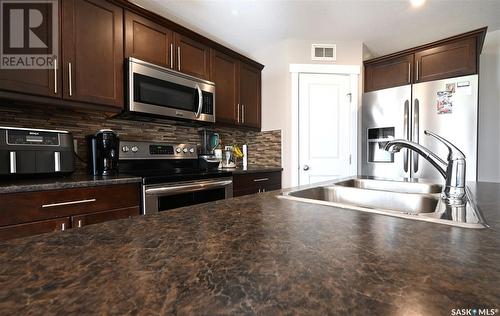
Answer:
xmin=290 ymin=64 xmax=360 ymax=186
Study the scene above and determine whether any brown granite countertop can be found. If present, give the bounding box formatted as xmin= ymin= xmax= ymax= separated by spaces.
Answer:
xmin=0 ymin=173 xmax=142 ymax=194
xmin=0 ymin=182 xmax=499 ymax=314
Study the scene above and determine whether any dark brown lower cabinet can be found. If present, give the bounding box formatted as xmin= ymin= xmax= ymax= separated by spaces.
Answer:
xmin=0 ymin=183 xmax=140 ymax=241
xmin=0 ymin=217 xmax=70 ymax=241
xmin=71 ymin=206 xmax=140 ymax=228
xmin=233 ymin=171 xmax=282 ymax=197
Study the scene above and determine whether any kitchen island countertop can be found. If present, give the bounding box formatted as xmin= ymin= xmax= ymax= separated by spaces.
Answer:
xmin=0 ymin=181 xmax=499 ymax=315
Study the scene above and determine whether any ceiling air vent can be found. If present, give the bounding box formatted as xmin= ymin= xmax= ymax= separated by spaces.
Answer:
xmin=311 ymin=44 xmax=336 ymax=61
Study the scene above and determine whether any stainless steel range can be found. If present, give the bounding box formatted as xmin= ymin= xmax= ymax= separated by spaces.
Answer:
xmin=119 ymin=141 xmax=232 ymax=215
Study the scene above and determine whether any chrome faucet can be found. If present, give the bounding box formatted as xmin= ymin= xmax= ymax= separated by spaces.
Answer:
xmin=384 ymin=130 xmax=466 ymax=203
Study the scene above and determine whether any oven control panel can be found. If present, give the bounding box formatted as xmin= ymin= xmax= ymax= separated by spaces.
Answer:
xmin=120 ymin=141 xmax=197 ymax=160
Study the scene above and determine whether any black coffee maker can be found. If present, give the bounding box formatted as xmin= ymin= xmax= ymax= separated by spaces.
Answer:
xmin=87 ymin=130 xmax=119 ymax=176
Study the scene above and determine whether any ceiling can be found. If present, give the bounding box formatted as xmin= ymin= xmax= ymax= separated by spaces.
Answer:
xmin=131 ymin=0 xmax=500 ymax=59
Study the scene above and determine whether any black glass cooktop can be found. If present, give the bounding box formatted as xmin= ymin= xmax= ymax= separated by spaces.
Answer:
xmin=118 ymin=158 xmax=231 ymax=185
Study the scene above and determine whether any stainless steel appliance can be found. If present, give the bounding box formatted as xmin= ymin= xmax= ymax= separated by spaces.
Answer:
xmin=0 ymin=127 xmax=74 ymax=176
xmin=361 ymin=74 xmax=478 ymax=182
xmin=124 ymin=58 xmax=215 ymax=123
xmin=119 ymin=140 xmax=232 ymax=214
xmin=87 ymin=130 xmax=120 ymax=176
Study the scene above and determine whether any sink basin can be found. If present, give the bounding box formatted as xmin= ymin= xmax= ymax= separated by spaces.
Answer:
xmin=288 ymin=186 xmax=439 ymax=214
xmin=334 ymin=178 xmax=442 ymax=194
xmin=279 ymin=177 xmax=487 ymax=229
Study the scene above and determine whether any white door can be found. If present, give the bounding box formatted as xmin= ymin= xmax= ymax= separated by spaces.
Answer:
xmin=299 ymin=73 xmax=352 ymax=185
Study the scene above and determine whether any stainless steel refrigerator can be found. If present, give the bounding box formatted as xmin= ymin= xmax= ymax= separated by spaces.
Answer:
xmin=361 ymin=74 xmax=478 ymax=182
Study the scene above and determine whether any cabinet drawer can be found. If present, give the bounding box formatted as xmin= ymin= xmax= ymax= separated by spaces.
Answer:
xmin=233 ymin=171 xmax=281 ymax=191
xmin=233 ymin=171 xmax=282 ymax=197
xmin=0 ymin=217 xmax=70 ymax=241
xmin=0 ymin=183 xmax=140 ymax=227
xmin=71 ymin=206 xmax=140 ymax=228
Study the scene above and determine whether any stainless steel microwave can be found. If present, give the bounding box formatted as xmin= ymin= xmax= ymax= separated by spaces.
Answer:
xmin=126 ymin=58 xmax=215 ymax=123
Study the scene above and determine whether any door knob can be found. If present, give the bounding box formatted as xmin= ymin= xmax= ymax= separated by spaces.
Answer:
xmin=303 ymin=165 xmax=310 ymax=171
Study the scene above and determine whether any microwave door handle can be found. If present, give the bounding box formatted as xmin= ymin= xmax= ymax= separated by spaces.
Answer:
xmin=195 ymin=84 xmax=203 ymax=118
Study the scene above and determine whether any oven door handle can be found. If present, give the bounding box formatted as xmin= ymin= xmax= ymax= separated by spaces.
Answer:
xmin=145 ymin=179 xmax=232 ymax=197
xmin=195 ymin=84 xmax=203 ymax=118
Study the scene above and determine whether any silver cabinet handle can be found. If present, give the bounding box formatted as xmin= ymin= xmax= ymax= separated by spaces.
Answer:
xmin=253 ymin=178 xmax=269 ymax=182
xmin=170 ymin=44 xmax=173 ymax=69
xmin=303 ymin=165 xmax=310 ymax=171
xmin=407 ymin=62 xmax=411 ymax=83
xmin=416 ymin=60 xmax=419 ymax=81
xmin=68 ymin=62 xmax=73 ymax=96
xmin=237 ymin=104 xmax=240 ymax=123
xmin=54 ymin=58 xmax=58 ymax=94
xmin=403 ymin=100 xmax=409 ymax=173
xmin=413 ymin=98 xmax=420 ymax=172
xmin=42 ymin=198 xmax=96 ymax=208
xmin=54 ymin=151 xmax=61 ymax=172
xmin=241 ymin=104 xmax=245 ymax=123
xmin=61 ymin=223 xmax=66 ymax=231
xmin=9 ymin=151 xmax=16 ymax=174
xmin=177 ymin=46 xmax=181 ymax=71
xmin=77 ymin=220 xmax=82 ymax=228
xmin=195 ymin=84 xmax=203 ymax=117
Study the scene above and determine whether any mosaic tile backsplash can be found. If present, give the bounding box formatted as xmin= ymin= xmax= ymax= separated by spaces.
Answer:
xmin=0 ymin=103 xmax=281 ymax=171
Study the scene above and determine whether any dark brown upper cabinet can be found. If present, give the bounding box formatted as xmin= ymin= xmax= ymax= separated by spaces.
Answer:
xmin=364 ymin=54 xmax=413 ymax=92
xmin=124 ymin=10 xmax=174 ymax=68
xmin=414 ymin=37 xmax=477 ymax=83
xmin=363 ymin=27 xmax=486 ymax=92
xmin=0 ymin=0 xmax=61 ymax=99
xmin=210 ymin=49 xmax=238 ymax=125
xmin=239 ymin=62 xmax=261 ymax=129
xmin=174 ymin=33 xmax=210 ymax=80
xmin=62 ymin=0 xmax=123 ymax=108
xmin=210 ymin=49 xmax=262 ymax=130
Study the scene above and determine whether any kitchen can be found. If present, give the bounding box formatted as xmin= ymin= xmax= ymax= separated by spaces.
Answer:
xmin=0 ymin=0 xmax=499 ymax=314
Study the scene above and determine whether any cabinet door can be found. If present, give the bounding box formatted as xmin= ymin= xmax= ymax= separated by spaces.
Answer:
xmin=0 ymin=217 xmax=69 ymax=241
xmin=0 ymin=0 xmax=61 ymax=99
xmin=210 ymin=49 xmax=238 ymax=124
xmin=239 ymin=62 xmax=261 ymax=129
xmin=0 ymin=66 xmax=61 ymax=99
xmin=174 ymin=33 xmax=210 ymax=79
xmin=414 ymin=37 xmax=477 ymax=83
xmin=62 ymin=0 xmax=123 ymax=107
xmin=364 ymin=54 xmax=413 ymax=92
xmin=125 ymin=11 xmax=173 ymax=68
xmin=71 ymin=206 xmax=140 ymax=228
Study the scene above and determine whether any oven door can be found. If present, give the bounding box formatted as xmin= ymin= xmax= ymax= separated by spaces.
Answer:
xmin=128 ymin=58 xmax=215 ymax=123
xmin=142 ymin=178 xmax=233 ymax=214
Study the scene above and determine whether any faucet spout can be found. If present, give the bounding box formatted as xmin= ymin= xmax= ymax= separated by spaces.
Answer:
xmin=384 ymin=140 xmax=447 ymax=178
xmin=383 ymin=130 xmax=467 ymax=203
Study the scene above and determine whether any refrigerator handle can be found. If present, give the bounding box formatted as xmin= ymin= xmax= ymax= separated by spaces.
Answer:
xmin=403 ymin=100 xmax=409 ymax=173
xmin=413 ymin=99 xmax=420 ymax=173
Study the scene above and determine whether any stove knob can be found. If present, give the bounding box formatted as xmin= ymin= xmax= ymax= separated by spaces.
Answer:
xmin=176 ymin=147 xmax=182 ymax=153
xmin=189 ymin=148 xmax=195 ymax=154
xmin=122 ymin=146 xmax=130 ymax=152
xmin=182 ymin=148 xmax=188 ymax=153
xmin=131 ymin=146 xmax=139 ymax=153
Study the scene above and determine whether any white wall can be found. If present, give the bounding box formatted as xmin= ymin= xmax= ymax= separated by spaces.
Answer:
xmin=478 ymin=30 xmax=500 ymax=182
xmin=250 ymin=40 xmax=363 ymax=188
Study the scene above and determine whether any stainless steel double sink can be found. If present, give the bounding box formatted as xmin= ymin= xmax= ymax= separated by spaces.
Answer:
xmin=279 ymin=177 xmax=487 ymax=228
